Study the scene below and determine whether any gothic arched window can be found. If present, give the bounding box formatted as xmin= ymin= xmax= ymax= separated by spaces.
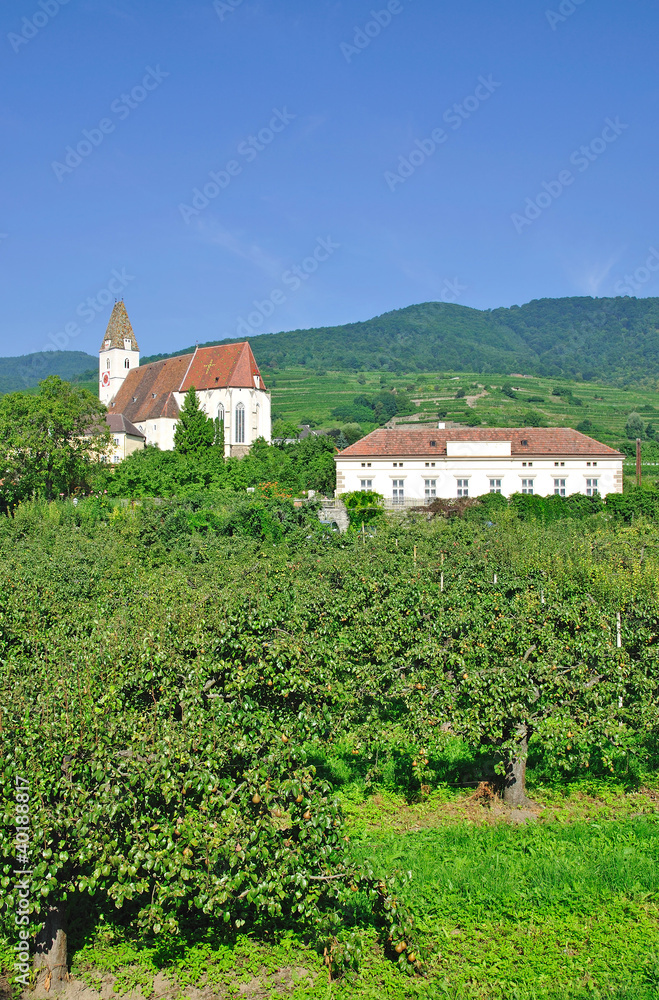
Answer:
xmin=217 ymin=404 xmax=225 ymax=423
xmin=235 ymin=403 xmax=245 ymax=444
xmin=106 ymin=359 xmax=111 ymax=370
xmin=124 ymin=358 xmax=130 ymax=369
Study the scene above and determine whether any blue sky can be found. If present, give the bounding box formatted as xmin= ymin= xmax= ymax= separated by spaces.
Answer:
xmin=0 ymin=0 xmax=657 ymax=359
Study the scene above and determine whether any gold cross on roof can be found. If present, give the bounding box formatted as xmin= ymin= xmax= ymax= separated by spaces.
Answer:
xmin=203 ymin=360 xmax=214 ymax=374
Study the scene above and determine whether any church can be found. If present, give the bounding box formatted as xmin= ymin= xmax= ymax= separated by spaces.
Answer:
xmin=99 ymin=302 xmax=271 ymax=460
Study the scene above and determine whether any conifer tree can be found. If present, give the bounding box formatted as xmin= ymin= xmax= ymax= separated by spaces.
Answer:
xmin=214 ymin=415 xmax=225 ymax=458
xmin=174 ymin=387 xmax=214 ymax=457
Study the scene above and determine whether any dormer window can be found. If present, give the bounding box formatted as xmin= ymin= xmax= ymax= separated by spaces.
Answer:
xmin=104 ymin=340 xmax=110 ymax=349
xmin=254 ymin=375 xmax=260 ymax=389
xmin=123 ymin=338 xmax=132 ymax=350
xmin=430 ymin=440 xmax=437 ymax=447
xmin=521 ymin=439 xmax=529 ymax=446
xmin=152 ymin=393 xmax=157 ymax=398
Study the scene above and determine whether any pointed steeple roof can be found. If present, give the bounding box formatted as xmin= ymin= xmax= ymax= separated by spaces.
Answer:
xmin=100 ymin=301 xmax=139 ymax=352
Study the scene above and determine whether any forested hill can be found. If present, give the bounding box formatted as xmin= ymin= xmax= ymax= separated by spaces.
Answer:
xmin=0 ymin=350 xmax=96 ymax=393
xmin=4 ymin=296 xmax=659 ymax=390
xmin=141 ymin=296 xmax=659 ymax=385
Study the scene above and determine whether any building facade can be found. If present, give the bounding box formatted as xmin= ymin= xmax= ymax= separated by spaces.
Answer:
xmin=99 ymin=302 xmax=271 ymax=458
xmin=335 ymin=427 xmax=624 ymax=502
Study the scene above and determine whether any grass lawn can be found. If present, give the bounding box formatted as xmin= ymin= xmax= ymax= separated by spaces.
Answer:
xmin=4 ymin=783 xmax=658 ymax=1000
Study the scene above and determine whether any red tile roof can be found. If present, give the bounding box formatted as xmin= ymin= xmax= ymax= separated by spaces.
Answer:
xmin=181 ymin=342 xmax=265 ymax=392
xmin=109 ymin=342 xmax=265 ymax=423
xmin=111 ymin=356 xmax=190 ymax=423
xmin=337 ymin=428 xmax=624 ymax=458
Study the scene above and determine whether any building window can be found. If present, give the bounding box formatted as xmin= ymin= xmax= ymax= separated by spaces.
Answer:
xmin=586 ymin=478 xmax=599 ymax=496
xmin=217 ymin=404 xmax=225 ymax=422
xmin=235 ymin=403 xmax=245 ymax=444
xmin=554 ymin=478 xmax=567 ymax=496
xmin=425 ymin=479 xmax=437 ymax=499
xmin=489 ymin=479 xmax=502 ymax=494
xmin=392 ymin=480 xmax=404 ymax=504
xmin=125 ymin=358 xmax=130 ymax=369
xmin=457 ymin=479 xmax=469 ymax=498
xmin=106 ymin=359 xmax=111 ymax=370
xmin=360 ymin=479 xmax=373 ymax=490
xmin=521 ymin=479 xmax=534 ymax=495
xmin=393 ymin=462 xmax=403 ymax=468
xmin=113 ymin=437 xmax=119 ymax=446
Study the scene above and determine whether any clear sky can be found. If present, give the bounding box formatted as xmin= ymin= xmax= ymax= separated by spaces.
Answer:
xmin=1 ymin=0 xmax=657 ymax=359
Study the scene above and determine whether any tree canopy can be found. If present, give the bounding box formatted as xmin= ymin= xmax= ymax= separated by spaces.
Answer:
xmin=174 ymin=387 xmax=215 ymax=457
xmin=0 ymin=376 xmax=109 ymax=509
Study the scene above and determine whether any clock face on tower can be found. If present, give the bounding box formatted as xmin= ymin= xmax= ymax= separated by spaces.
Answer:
xmin=101 ymin=372 xmax=110 ymax=388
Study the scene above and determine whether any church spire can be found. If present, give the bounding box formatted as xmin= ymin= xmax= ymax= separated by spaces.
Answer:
xmin=100 ymin=301 xmax=139 ymax=352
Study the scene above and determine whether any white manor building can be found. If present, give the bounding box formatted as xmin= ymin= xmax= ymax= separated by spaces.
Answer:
xmin=335 ymin=427 xmax=624 ymax=502
xmin=99 ymin=302 xmax=271 ymax=460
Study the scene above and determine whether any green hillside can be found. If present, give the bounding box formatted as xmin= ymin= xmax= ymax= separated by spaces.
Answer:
xmin=142 ymin=296 xmax=659 ymax=387
xmin=4 ymin=295 xmax=659 ymax=395
xmin=0 ymin=350 xmax=96 ymax=394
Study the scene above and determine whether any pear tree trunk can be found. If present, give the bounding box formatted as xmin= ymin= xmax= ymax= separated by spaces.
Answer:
xmin=34 ymin=905 xmax=68 ymax=990
xmin=502 ymin=724 xmax=534 ymax=807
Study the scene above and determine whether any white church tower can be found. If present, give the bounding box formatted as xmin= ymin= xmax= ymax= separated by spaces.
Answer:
xmin=99 ymin=301 xmax=140 ymax=406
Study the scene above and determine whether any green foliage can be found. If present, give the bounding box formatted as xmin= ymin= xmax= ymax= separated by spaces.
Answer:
xmin=0 ymin=351 xmax=97 ymax=394
xmin=0 ymin=376 xmax=110 ymax=510
xmin=331 ymin=390 xmax=415 ymax=427
xmin=626 ymin=411 xmax=645 ymax=440
xmin=341 ymin=490 xmax=386 ymax=528
xmin=140 ymin=295 xmax=659 ymax=385
xmin=103 ymin=436 xmax=337 ymax=499
xmin=2 ymin=499 xmax=659 ymax=988
xmin=174 ymin=387 xmax=215 ymax=457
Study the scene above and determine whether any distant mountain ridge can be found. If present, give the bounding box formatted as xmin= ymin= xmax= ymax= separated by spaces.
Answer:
xmin=0 ymin=351 xmax=97 ymax=394
xmin=141 ymin=296 xmax=659 ymax=386
xmin=3 ymin=296 xmax=659 ymax=391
